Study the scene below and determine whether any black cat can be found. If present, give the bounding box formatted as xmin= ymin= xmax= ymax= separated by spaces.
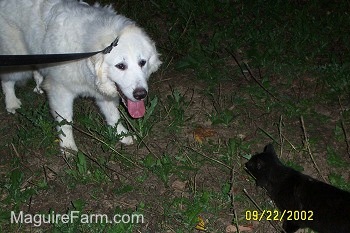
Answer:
xmin=245 ymin=144 xmax=350 ymax=233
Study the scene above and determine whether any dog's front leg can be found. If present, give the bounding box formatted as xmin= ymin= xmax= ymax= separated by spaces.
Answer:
xmin=47 ymin=90 xmax=78 ymax=152
xmin=1 ymin=79 xmax=22 ymax=114
xmin=95 ymin=98 xmax=134 ymax=145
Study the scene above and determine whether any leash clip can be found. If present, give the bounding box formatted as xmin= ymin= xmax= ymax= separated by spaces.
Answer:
xmin=102 ymin=37 xmax=119 ymax=54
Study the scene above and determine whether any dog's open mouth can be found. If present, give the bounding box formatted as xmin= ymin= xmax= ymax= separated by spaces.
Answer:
xmin=116 ymin=85 xmax=145 ymax=119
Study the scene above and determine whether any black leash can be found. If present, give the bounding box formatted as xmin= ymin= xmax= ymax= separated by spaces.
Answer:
xmin=0 ymin=37 xmax=119 ymax=67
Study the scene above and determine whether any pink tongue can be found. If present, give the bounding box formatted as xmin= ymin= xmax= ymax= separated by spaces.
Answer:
xmin=127 ymin=99 xmax=145 ymax=118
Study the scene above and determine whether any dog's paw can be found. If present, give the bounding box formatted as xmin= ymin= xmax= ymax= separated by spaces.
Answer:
xmin=60 ymin=147 xmax=78 ymax=158
xmin=57 ymin=125 xmax=78 ymax=152
xmin=33 ymin=86 xmax=44 ymax=94
xmin=6 ymin=97 xmax=22 ymax=114
xmin=33 ymin=71 xmax=44 ymax=94
xmin=60 ymin=141 xmax=78 ymax=152
xmin=59 ymin=135 xmax=78 ymax=152
xmin=120 ymin=135 xmax=135 ymax=145
xmin=116 ymin=124 xmax=135 ymax=145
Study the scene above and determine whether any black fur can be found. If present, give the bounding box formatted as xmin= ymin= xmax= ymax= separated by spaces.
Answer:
xmin=245 ymin=144 xmax=350 ymax=233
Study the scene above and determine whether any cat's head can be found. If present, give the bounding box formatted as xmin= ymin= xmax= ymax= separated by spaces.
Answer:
xmin=245 ymin=144 xmax=282 ymax=188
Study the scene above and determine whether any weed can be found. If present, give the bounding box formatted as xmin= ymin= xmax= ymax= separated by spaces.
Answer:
xmin=142 ymin=153 xmax=174 ymax=186
xmin=328 ymin=173 xmax=350 ymax=192
xmin=16 ymin=103 xmax=57 ymax=153
xmin=131 ymin=96 xmax=159 ymax=139
xmin=326 ymin=146 xmax=349 ymax=168
xmin=66 ymin=152 xmax=89 ymax=182
xmin=164 ymin=89 xmax=191 ymax=132
xmin=2 ymin=161 xmax=36 ymax=212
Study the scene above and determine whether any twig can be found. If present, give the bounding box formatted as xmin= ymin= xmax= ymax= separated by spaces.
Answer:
xmin=185 ymin=146 xmax=231 ymax=170
xmin=54 ymin=110 xmax=144 ymax=167
xmin=74 ymin=126 xmax=143 ymax=169
xmin=79 ymin=149 xmax=130 ymax=180
xmin=243 ymin=189 xmax=286 ymax=233
xmin=257 ymin=127 xmax=279 ymax=144
xmin=225 ymin=48 xmax=250 ymax=82
xmin=230 ymin=167 xmax=240 ymax=233
xmin=193 ymin=173 xmax=197 ymax=195
xmin=243 ymin=62 xmax=280 ymax=102
xmin=44 ymin=165 xmax=58 ymax=177
xmin=27 ymin=196 xmax=32 ymax=213
xmin=340 ymin=118 xmax=350 ymax=157
xmin=164 ymin=12 xmax=193 ymax=64
xmin=243 ymin=189 xmax=262 ymax=212
xmin=11 ymin=143 xmax=21 ymax=158
xmin=119 ymin=107 xmax=159 ymax=160
xmin=258 ymin=126 xmax=296 ymax=154
xmin=43 ymin=165 xmax=48 ymax=184
xmin=300 ymin=116 xmax=326 ymax=182
xmin=281 ymin=134 xmax=297 ymax=151
xmin=183 ymin=88 xmax=195 ymax=113
xmin=278 ymin=115 xmax=284 ymax=157
xmin=227 ymin=49 xmax=279 ymax=102
xmin=62 ymin=153 xmax=73 ymax=170
xmin=338 ymin=97 xmax=350 ymax=157
xmin=79 ymin=150 xmax=114 ymax=181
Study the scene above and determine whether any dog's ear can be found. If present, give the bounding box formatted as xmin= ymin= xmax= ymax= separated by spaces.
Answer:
xmin=148 ymin=43 xmax=162 ymax=74
xmin=89 ymin=54 xmax=116 ymax=97
xmin=91 ymin=54 xmax=107 ymax=83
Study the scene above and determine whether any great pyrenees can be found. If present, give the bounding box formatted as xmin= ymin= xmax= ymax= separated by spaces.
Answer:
xmin=0 ymin=0 xmax=161 ymax=151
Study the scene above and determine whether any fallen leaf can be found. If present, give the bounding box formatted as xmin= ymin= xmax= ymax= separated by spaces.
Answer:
xmin=225 ymin=224 xmax=253 ymax=232
xmin=195 ymin=216 xmax=207 ymax=231
xmin=193 ymin=127 xmax=216 ymax=143
xmin=171 ymin=180 xmax=187 ymax=191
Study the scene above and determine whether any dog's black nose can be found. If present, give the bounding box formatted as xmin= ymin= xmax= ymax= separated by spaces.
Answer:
xmin=133 ymin=88 xmax=147 ymax=100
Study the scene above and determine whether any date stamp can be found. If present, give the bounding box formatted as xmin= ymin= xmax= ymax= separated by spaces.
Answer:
xmin=245 ymin=210 xmax=313 ymax=221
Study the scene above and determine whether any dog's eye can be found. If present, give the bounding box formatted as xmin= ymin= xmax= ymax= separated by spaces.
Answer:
xmin=115 ymin=63 xmax=127 ymax=70
xmin=138 ymin=59 xmax=146 ymax=68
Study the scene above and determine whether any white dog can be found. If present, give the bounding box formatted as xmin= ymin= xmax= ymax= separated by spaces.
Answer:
xmin=0 ymin=0 xmax=161 ymax=151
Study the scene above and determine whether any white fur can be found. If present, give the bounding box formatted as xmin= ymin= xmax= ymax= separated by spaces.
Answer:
xmin=0 ymin=0 xmax=161 ymax=151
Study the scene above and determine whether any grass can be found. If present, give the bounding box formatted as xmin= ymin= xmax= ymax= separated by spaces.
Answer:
xmin=1 ymin=0 xmax=350 ymax=232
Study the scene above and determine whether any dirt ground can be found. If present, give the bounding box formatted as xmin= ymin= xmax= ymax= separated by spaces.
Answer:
xmin=1 ymin=64 xmax=349 ymax=232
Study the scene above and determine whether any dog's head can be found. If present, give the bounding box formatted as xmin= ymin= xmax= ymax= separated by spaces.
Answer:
xmin=92 ymin=25 xmax=161 ymax=118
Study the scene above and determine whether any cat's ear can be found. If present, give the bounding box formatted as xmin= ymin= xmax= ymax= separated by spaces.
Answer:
xmin=264 ymin=144 xmax=276 ymax=155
